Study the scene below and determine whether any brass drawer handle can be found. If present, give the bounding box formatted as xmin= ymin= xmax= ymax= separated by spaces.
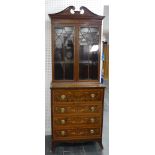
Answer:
xmin=61 ymin=94 xmax=66 ymax=100
xmin=90 ymin=129 xmax=95 ymax=134
xmin=60 ymin=107 xmax=65 ymax=113
xmin=60 ymin=130 xmax=65 ymax=136
xmin=90 ymin=93 xmax=95 ymax=98
xmin=60 ymin=119 xmax=66 ymax=124
xmin=90 ymin=106 xmax=95 ymax=112
xmin=90 ymin=118 xmax=95 ymax=123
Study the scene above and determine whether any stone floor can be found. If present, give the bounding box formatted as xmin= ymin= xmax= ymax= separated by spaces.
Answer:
xmin=45 ymin=81 xmax=109 ymax=155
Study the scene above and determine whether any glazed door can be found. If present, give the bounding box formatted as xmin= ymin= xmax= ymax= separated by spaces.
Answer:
xmin=78 ymin=26 xmax=100 ymax=81
xmin=53 ymin=26 xmax=75 ymax=81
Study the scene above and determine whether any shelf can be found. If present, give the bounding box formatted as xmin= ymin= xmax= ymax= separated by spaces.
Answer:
xmin=79 ymin=61 xmax=98 ymax=64
xmin=54 ymin=61 xmax=74 ymax=64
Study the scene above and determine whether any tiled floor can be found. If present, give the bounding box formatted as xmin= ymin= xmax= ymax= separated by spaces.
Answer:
xmin=45 ymin=81 xmax=109 ymax=155
xmin=45 ymin=138 xmax=104 ymax=155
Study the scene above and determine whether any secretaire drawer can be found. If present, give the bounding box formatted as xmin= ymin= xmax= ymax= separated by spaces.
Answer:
xmin=52 ymin=89 xmax=103 ymax=102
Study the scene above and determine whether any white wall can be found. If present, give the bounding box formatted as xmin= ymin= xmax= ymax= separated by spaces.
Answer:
xmin=45 ymin=0 xmax=105 ymax=135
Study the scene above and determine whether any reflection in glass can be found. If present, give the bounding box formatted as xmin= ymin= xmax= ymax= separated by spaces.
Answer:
xmin=79 ymin=63 xmax=88 ymax=79
xmin=90 ymin=45 xmax=99 ymax=52
xmin=89 ymin=51 xmax=98 ymax=62
xmin=54 ymin=63 xmax=63 ymax=80
xmin=89 ymin=63 xmax=98 ymax=79
xmin=54 ymin=48 xmax=63 ymax=61
xmin=65 ymin=63 xmax=73 ymax=80
xmin=64 ymin=39 xmax=74 ymax=62
xmin=79 ymin=45 xmax=89 ymax=61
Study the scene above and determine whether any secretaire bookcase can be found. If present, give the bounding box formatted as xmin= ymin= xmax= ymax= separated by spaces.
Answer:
xmin=49 ymin=6 xmax=105 ymax=151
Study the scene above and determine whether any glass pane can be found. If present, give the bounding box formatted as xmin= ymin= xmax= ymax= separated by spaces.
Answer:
xmin=79 ymin=63 xmax=88 ymax=80
xmin=79 ymin=27 xmax=99 ymax=80
xmin=54 ymin=63 xmax=63 ymax=80
xmin=89 ymin=50 xmax=98 ymax=62
xmin=54 ymin=26 xmax=74 ymax=80
xmin=65 ymin=63 xmax=73 ymax=80
xmin=64 ymin=39 xmax=74 ymax=62
xmin=79 ymin=45 xmax=89 ymax=61
xmin=54 ymin=48 xmax=63 ymax=61
xmin=89 ymin=63 xmax=98 ymax=80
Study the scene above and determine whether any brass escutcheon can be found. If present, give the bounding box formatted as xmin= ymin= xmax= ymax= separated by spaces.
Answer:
xmin=60 ymin=130 xmax=65 ymax=136
xmin=60 ymin=107 xmax=65 ymax=113
xmin=60 ymin=119 xmax=65 ymax=124
xmin=61 ymin=94 xmax=66 ymax=100
xmin=90 ymin=129 xmax=95 ymax=134
xmin=90 ymin=93 xmax=95 ymax=98
xmin=90 ymin=106 xmax=95 ymax=112
xmin=90 ymin=118 xmax=95 ymax=123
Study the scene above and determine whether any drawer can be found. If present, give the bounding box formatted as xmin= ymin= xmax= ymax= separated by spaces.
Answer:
xmin=77 ymin=105 xmax=102 ymax=113
xmin=53 ymin=104 xmax=102 ymax=114
xmin=52 ymin=89 xmax=103 ymax=102
xmin=53 ymin=127 xmax=101 ymax=139
xmin=53 ymin=116 xmax=101 ymax=127
xmin=53 ymin=105 xmax=76 ymax=114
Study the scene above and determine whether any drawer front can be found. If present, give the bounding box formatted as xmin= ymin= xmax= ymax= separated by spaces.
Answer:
xmin=77 ymin=105 xmax=102 ymax=113
xmin=53 ymin=104 xmax=102 ymax=114
xmin=53 ymin=127 xmax=101 ymax=140
xmin=53 ymin=89 xmax=103 ymax=102
xmin=53 ymin=116 xmax=101 ymax=127
xmin=53 ymin=105 xmax=76 ymax=114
